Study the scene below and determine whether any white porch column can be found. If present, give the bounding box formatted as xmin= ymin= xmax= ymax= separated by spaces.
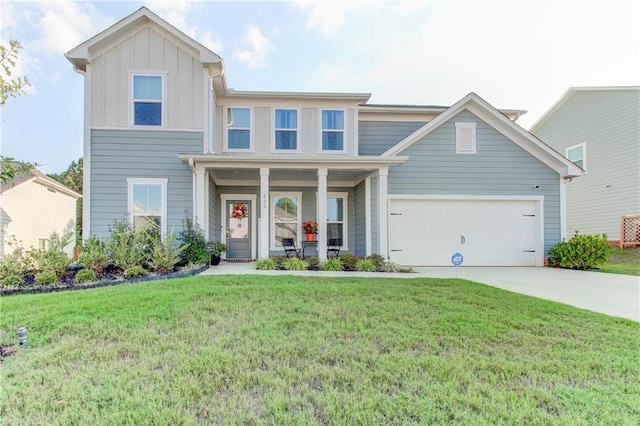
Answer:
xmin=195 ymin=164 xmax=206 ymax=234
xmin=259 ymin=167 xmax=270 ymax=259
xmin=365 ymin=176 xmax=372 ymax=256
xmin=377 ymin=167 xmax=389 ymax=259
xmin=317 ymin=167 xmax=328 ymax=261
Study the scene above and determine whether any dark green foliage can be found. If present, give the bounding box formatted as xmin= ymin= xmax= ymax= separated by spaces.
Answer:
xmin=283 ymin=257 xmax=308 ymax=271
xmin=30 ymin=232 xmax=73 ymax=277
xmin=368 ymin=253 xmax=386 ymax=272
xmin=75 ymin=269 xmax=96 ymax=284
xmin=48 ymin=158 xmax=83 ymax=243
xmin=35 ymin=270 xmax=57 ymax=286
xmin=147 ymin=231 xmax=186 ymax=273
xmin=124 ymin=266 xmax=147 ymax=279
xmin=0 ymin=236 xmax=36 ymax=279
xmin=339 ymin=253 xmax=359 ymax=271
xmin=207 ymin=241 xmax=228 ymax=256
xmin=322 ymin=258 xmax=344 ymax=271
xmin=355 ymin=259 xmax=376 ymax=272
xmin=1 ymin=274 xmax=23 ymax=288
xmin=254 ymin=258 xmax=278 ymax=270
xmin=107 ymin=220 xmax=148 ymax=270
xmin=548 ymin=232 xmax=610 ymax=270
xmin=78 ymin=235 xmax=109 ymax=274
xmin=178 ymin=218 xmax=208 ymax=266
xmin=305 ymin=256 xmax=320 ymax=270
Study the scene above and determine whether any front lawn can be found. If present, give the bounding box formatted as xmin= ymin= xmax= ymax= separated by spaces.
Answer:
xmin=599 ymin=247 xmax=640 ymax=276
xmin=1 ymin=276 xmax=638 ymax=424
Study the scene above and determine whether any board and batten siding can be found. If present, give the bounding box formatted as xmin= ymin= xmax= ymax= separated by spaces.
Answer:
xmin=532 ymin=89 xmax=640 ymax=240
xmin=90 ymin=25 xmax=206 ymax=130
xmin=358 ymin=121 xmax=425 ymax=156
xmin=90 ymin=129 xmax=202 ymax=238
xmin=388 ymin=110 xmax=562 ymax=251
xmin=208 ymin=175 xmax=218 ymax=242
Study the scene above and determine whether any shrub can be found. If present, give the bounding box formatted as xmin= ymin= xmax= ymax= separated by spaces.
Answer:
xmin=75 ymin=269 xmax=97 ymax=284
xmin=124 ymin=266 xmax=147 ymax=279
xmin=384 ymin=262 xmax=403 ymax=273
xmin=368 ymin=253 xmax=386 ymax=272
xmin=178 ymin=218 xmax=208 ymax=266
xmin=0 ymin=235 xmax=36 ymax=279
xmin=339 ymin=253 xmax=359 ymax=271
xmin=283 ymin=257 xmax=308 ymax=271
xmin=322 ymin=258 xmax=344 ymax=271
xmin=255 ymin=257 xmax=278 ymax=270
xmin=147 ymin=230 xmax=186 ymax=273
xmin=1 ymin=275 xmax=24 ymax=289
xmin=305 ymin=256 xmax=320 ymax=270
xmin=30 ymin=232 xmax=73 ymax=277
xmin=35 ymin=270 xmax=57 ymax=286
xmin=107 ymin=220 xmax=148 ymax=270
xmin=78 ymin=235 xmax=109 ymax=274
xmin=355 ymin=259 xmax=376 ymax=272
xmin=547 ymin=232 xmax=610 ymax=270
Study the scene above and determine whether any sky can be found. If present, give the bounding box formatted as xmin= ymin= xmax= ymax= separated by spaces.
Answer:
xmin=1 ymin=0 xmax=639 ymax=174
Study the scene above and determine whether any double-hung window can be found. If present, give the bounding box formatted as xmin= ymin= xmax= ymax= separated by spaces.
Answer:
xmin=271 ymin=193 xmax=301 ymax=248
xmin=133 ymin=75 xmax=163 ymax=126
xmin=566 ymin=143 xmax=586 ymax=170
xmin=227 ymin=107 xmax=251 ymax=150
xmin=274 ymin=109 xmax=298 ymax=151
xmin=327 ymin=193 xmax=347 ymax=248
xmin=127 ymin=178 xmax=167 ymax=235
xmin=321 ymin=110 xmax=345 ymax=152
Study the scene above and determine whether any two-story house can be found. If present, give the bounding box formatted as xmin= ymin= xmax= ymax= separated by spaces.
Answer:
xmin=66 ymin=7 xmax=582 ymax=266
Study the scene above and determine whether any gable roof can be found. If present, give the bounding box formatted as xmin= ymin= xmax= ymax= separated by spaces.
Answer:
xmin=529 ymin=86 xmax=640 ymax=132
xmin=381 ymin=92 xmax=583 ymax=178
xmin=1 ymin=168 xmax=82 ymax=199
xmin=65 ymin=7 xmax=225 ymax=84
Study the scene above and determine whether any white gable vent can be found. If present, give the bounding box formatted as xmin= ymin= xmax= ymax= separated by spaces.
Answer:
xmin=455 ymin=122 xmax=477 ymax=154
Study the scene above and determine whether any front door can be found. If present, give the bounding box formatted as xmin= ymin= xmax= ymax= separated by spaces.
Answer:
xmin=226 ymin=200 xmax=251 ymax=259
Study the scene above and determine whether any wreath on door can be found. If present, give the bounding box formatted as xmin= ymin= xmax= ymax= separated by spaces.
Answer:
xmin=233 ymin=203 xmax=248 ymax=219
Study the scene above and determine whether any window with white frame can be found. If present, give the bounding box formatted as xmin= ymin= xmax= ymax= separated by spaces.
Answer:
xmin=321 ymin=110 xmax=345 ymax=151
xmin=38 ymin=238 xmax=48 ymax=250
xmin=327 ymin=193 xmax=347 ymax=248
xmin=274 ymin=109 xmax=298 ymax=150
xmin=566 ymin=143 xmax=586 ymax=170
xmin=271 ymin=193 xmax=301 ymax=248
xmin=226 ymin=107 xmax=251 ymax=150
xmin=455 ymin=122 xmax=477 ymax=154
xmin=127 ymin=178 xmax=167 ymax=235
xmin=133 ymin=75 xmax=163 ymax=126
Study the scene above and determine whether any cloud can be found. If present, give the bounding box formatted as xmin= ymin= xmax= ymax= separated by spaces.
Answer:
xmin=293 ymin=0 xmax=383 ymax=35
xmin=144 ymin=0 xmax=192 ymax=32
xmin=201 ymin=31 xmax=223 ymax=54
xmin=233 ymin=26 xmax=272 ymax=69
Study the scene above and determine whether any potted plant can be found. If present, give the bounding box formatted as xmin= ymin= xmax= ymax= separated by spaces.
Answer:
xmin=302 ymin=221 xmax=318 ymax=241
xmin=207 ymin=241 xmax=228 ymax=266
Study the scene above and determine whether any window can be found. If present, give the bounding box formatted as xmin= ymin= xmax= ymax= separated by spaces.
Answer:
xmin=455 ymin=122 xmax=477 ymax=154
xmin=274 ymin=109 xmax=298 ymax=150
xmin=321 ymin=110 xmax=345 ymax=151
xmin=133 ymin=75 xmax=163 ymax=126
xmin=271 ymin=193 xmax=301 ymax=248
xmin=226 ymin=107 xmax=251 ymax=150
xmin=127 ymin=178 xmax=167 ymax=235
xmin=38 ymin=238 xmax=48 ymax=250
xmin=566 ymin=143 xmax=586 ymax=170
xmin=327 ymin=193 xmax=347 ymax=248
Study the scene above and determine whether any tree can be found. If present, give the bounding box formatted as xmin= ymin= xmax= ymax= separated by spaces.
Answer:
xmin=49 ymin=158 xmax=83 ymax=243
xmin=1 ymin=40 xmax=32 ymax=184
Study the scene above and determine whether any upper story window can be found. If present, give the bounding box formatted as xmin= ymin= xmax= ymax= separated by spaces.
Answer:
xmin=127 ymin=177 xmax=167 ymax=236
xmin=133 ymin=75 xmax=163 ymax=126
xmin=321 ymin=110 xmax=345 ymax=152
xmin=274 ymin=109 xmax=298 ymax=151
xmin=566 ymin=143 xmax=586 ymax=170
xmin=455 ymin=122 xmax=477 ymax=154
xmin=226 ymin=107 xmax=252 ymax=150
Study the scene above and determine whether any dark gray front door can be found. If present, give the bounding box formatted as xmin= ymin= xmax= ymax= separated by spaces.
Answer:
xmin=226 ymin=200 xmax=251 ymax=258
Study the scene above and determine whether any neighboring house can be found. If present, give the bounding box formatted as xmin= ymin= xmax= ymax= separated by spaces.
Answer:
xmin=0 ymin=168 xmax=81 ymax=257
xmin=65 ymin=7 xmax=582 ymax=266
xmin=531 ymin=87 xmax=640 ymax=243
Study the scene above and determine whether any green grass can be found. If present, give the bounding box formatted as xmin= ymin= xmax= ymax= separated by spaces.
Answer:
xmin=599 ymin=247 xmax=640 ymax=276
xmin=1 ymin=276 xmax=638 ymax=424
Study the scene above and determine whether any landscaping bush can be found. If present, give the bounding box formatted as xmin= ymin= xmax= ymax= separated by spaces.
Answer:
xmin=146 ymin=230 xmax=186 ymax=273
xmin=255 ymin=258 xmax=278 ymax=270
xmin=1 ymin=275 xmax=24 ymax=289
xmin=339 ymin=253 xmax=359 ymax=271
xmin=78 ymin=235 xmax=109 ymax=274
xmin=75 ymin=269 xmax=97 ymax=284
xmin=0 ymin=235 xmax=36 ymax=279
xmin=305 ymin=256 xmax=320 ymax=270
xmin=178 ymin=218 xmax=208 ymax=266
xmin=355 ymin=258 xmax=376 ymax=272
xmin=35 ymin=270 xmax=57 ymax=286
xmin=107 ymin=220 xmax=148 ymax=270
xmin=124 ymin=266 xmax=147 ymax=279
xmin=283 ymin=257 xmax=308 ymax=271
xmin=322 ymin=258 xmax=344 ymax=271
xmin=368 ymin=253 xmax=386 ymax=272
xmin=547 ymin=232 xmax=610 ymax=270
xmin=30 ymin=232 xmax=73 ymax=277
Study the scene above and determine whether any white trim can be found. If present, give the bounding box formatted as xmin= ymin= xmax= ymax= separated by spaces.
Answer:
xmin=560 ymin=177 xmax=567 ymax=241
xmin=82 ymin=65 xmax=92 ymax=242
xmin=92 ymin=126 xmax=204 ymax=132
xmin=455 ymin=122 xmax=477 ymax=154
xmin=377 ymin=168 xmax=389 ymax=259
xmin=220 ymin=194 xmax=257 ymax=259
xmin=365 ymin=177 xmax=372 ymax=256
xmin=270 ymin=191 xmax=303 ymax=250
xmin=223 ymin=106 xmax=253 ymax=152
xmin=128 ymin=71 xmax=167 ymax=128
xmin=318 ymin=108 xmax=348 ymax=154
xmin=327 ymin=191 xmax=349 ymax=251
xmin=126 ymin=177 xmax=168 ymax=236
xmin=259 ymin=168 xmax=270 ymax=259
xmin=317 ymin=170 xmax=328 ymax=261
xmin=272 ymin=107 xmax=301 ymax=153
xmin=566 ymin=142 xmax=587 ymax=171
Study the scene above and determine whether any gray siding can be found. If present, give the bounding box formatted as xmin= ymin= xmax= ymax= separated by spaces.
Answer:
xmin=389 ymin=111 xmax=562 ymax=251
xmin=359 ymin=121 xmax=425 ymax=155
xmin=90 ymin=129 xmax=202 ymax=238
xmin=533 ymin=89 xmax=640 ymax=240
xmin=208 ymin=175 xmax=218 ymax=241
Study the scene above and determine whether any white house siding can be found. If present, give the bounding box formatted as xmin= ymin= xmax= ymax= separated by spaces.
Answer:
xmin=89 ymin=129 xmax=202 ymax=238
xmin=90 ymin=24 xmax=206 ymax=130
xmin=533 ymin=89 xmax=640 ymax=240
xmin=208 ymin=175 xmax=218 ymax=241
xmin=387 ymin=110 xmax=562 ymax=252
xmin=1 ymin=180 xmax=77 ymax=257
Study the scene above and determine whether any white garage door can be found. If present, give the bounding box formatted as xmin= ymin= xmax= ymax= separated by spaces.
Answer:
xmin=388 ymin=198 xmax=543 ymax=266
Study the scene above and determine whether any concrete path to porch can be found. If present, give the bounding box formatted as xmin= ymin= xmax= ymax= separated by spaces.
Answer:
xmin=200 ymin=263 xmax=639 ymax=322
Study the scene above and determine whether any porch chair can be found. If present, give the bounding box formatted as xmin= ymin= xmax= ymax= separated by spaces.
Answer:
xmin=327 ymin=238 xmax=342 ymax=258
xmin=282 ymin=238 xmax=302 ymax=259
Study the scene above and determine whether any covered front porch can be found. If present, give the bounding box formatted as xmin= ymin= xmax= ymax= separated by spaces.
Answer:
xmin=179 ymin=155 xmax=406 ymax=261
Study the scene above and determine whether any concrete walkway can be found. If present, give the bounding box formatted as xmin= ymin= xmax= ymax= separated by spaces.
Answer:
xmin=201 ymin=263 xmax=640 ymax=322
